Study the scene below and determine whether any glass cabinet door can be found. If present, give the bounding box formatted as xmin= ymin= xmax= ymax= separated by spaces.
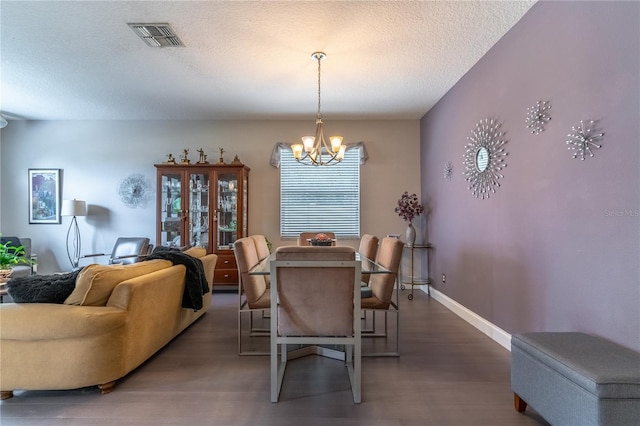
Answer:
xmin=160 ymin=171 xmax=183 ymax=247
xmin=216 ymin=172 xmax=239 ymax=250
xmin=188 ymin=172 xmax=210 ymax=250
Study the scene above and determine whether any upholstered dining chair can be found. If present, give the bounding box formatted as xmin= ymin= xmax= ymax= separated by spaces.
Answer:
xmin=358 ymin=234 xmax=379 ymax=285
xmin=297 ymin=232 xmax=337 ymax=246
xmin=361 ymin=236 xmax=404 ymax=356
xmin=234 ymin=236 xmax=270 ymax=355
xmin=250 ymin=234 xmax=271 ymax=262
xmin=250 ymin=234 xmax=271 ymax=287
xmin=269 ymin=246 xmax=361 ymax=403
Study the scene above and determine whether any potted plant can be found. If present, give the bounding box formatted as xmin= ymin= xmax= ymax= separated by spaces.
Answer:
xmin=0 ymin=239 xmax=35 ymax=281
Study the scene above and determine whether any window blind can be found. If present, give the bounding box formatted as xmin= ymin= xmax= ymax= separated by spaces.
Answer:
xmin=280 ymin=148 xmax=360 ymax=238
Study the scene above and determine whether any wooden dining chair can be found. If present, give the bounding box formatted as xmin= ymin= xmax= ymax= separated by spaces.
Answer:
xmin=361 ymin=237 xmax=404 ymax=356
xmin=269 ymin=246 xmax=361 ymax=403
xmin=234 ymin=236 xmax=270 ymax=355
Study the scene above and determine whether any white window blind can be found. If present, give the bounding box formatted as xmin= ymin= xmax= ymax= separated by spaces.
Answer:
xmin=280 ymin=148 xmax=360 ymax=238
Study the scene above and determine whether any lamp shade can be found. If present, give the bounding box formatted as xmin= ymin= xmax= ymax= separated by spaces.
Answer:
xmin=61 ymin=199 xmax=87 ymax=217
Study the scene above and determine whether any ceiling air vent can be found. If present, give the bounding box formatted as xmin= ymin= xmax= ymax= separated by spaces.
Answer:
xmin=128 ymin=23 xmax=184 ymax=47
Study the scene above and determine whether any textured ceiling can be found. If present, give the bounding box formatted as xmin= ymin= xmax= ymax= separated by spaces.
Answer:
xmin=0 ymin=1 xmax=535 ymax=121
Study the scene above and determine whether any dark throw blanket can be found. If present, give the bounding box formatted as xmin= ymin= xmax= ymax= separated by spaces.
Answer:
xmin=6 ymin=269 xmax=82 ymax=304
xmin=147 ymin=249 xmax=209 ymax=312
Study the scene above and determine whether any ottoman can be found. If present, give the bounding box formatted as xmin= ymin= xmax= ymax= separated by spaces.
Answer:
xmin=511 ymin=332 xmax=640 ymax=426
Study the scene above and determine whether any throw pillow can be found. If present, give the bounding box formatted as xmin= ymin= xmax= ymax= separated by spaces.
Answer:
xmin=64 ymin=259 xmax=172 ymax=306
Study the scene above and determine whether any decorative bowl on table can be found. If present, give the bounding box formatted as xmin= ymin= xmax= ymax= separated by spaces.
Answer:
xmin=309 ymin=239 xmax=334 ymax=246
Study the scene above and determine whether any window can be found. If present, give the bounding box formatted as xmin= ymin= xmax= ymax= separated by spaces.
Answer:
xmin=280 ymin=147 xmax=360 ymax=238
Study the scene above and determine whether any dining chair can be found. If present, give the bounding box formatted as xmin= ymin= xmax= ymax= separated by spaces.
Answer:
xmin=250 ymin=234 xmax=271 ymax=262
xmin=361 ymin=236 xmax=404 ymax=356
xmin=269 ymin=246 xmax=361 ymax=403
xmin=250 ymin=234 xmax=271 ymax=288
xmin=358 ymin=234 xmax=379 ymax=285
xmin=297 ymin=232 xmax=336 ymax=246
xmin=234 ymin=236 xmax=270 ymax=355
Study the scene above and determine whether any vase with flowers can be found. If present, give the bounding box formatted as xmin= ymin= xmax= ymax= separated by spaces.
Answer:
xmin=394 ymin=191 xmax=424 ymax=247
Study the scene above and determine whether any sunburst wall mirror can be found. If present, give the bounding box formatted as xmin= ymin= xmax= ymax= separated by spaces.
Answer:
xmin=118 ymin=173 xmax=153 ymax=208
xmin=463 ymin=118 xmax=508 ymax=199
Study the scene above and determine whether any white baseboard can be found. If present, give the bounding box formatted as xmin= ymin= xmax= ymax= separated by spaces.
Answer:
xmin=424 ymin=287 xmax=512 ymax=351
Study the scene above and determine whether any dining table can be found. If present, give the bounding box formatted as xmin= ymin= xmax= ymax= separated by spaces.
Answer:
xmin=248 ymin=251 xmax=391 ymax=276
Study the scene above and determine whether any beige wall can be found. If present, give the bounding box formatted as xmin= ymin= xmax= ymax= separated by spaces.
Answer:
xmin=0 ymin=119 xmax=420 ymax=274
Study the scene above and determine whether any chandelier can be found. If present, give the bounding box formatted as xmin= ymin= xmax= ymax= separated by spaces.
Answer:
xmin=291 ymin=52 xmax=346 ymax=166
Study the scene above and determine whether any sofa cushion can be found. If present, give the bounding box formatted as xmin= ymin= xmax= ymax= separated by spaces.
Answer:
xmin=182 ymin=246 xmax=206 ymax=258
xmin=64 ymin=259 xmax=172 ymax=306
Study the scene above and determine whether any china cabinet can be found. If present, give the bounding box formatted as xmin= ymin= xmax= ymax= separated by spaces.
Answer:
xmin=155 ymin=163 xmax=250 ymax=287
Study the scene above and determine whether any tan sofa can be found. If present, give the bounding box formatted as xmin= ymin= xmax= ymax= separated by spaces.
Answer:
xmin=0 ymin=248 xmax=217 ymax=399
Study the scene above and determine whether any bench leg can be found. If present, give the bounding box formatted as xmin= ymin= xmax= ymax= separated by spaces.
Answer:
xmin=514 ymin=393 xmax=527 ymax=413
xmin=1 ymin=391 xmax=13 ymax=400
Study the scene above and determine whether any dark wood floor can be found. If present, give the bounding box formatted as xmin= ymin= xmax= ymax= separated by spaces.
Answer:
xmin=0 ymin=290 xmax=548 ymax=425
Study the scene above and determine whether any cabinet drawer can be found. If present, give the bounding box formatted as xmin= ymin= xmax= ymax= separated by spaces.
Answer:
xmin=214 ymin=269 xmax=238 ymax=285
xmin=216 ymin=253 xmax=237 ymax=268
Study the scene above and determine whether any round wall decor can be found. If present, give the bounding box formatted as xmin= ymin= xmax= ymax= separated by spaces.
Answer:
xmin=443 ymin=161 xmax=454 ymax=181
xmin=525 ymin=100 xmax=552 ymax=134
xmin=118 ymin=173 xmax=152 ymax=208
xmin=566 ymin=120 xmax=604 ymax=160
xmin=463 ymin=118 xmax=508 ymax=199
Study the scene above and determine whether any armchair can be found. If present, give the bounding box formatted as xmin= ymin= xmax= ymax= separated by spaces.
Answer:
xmin=78 ymin=237 xmax=151 ymax=266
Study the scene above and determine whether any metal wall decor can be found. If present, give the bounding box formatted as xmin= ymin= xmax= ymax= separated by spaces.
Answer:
xmin=118 ymin=173 xmax=153 ymax=208
xmin=443 ymin=161 xmax=454 ymax=181
xmin=463 ymin=118 xmax=508 ymax=199
xmin=566 ymin=120 xmax=604 ymax=160
xmin=525 ymin=100 xmax=552 ymax=134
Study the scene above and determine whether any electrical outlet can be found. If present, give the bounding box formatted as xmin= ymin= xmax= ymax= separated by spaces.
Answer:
xmin=442 ymin=273 xmax=446 ymax=284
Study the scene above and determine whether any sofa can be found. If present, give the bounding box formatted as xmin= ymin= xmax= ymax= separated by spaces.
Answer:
xmin=0 ymin=247 xmax=217 ymax=399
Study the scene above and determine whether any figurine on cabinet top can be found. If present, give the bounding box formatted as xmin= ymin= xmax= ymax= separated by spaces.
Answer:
xmin=197 ymin=148 xmax=209 ymax=164
xmin=164 ymin=153 xmax=177 ymax=164
xmin=180 ymin=149 xmax=190 ymax=165
xmin=217 ymin=147 xmax=226 ymax=165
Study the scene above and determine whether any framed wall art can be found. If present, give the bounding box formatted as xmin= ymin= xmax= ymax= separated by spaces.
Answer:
xmin=28 ymin=168 xmax=62 ymax=224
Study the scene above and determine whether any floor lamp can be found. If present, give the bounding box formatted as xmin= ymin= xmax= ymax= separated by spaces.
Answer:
xmin=61 ymin=199 xmax=87 ymax=269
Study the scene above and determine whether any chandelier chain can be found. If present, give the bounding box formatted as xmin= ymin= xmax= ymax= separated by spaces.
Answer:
xmin=316 ymin=55 xmax=322 ymax=120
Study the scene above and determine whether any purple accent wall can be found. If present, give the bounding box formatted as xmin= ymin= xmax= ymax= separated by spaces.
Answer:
xmin=420 ymin=1 xmax=640 ymax=351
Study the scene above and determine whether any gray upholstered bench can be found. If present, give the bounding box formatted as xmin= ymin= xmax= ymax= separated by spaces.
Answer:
xmin=511 ymin=332 xmax=640 ymax=426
